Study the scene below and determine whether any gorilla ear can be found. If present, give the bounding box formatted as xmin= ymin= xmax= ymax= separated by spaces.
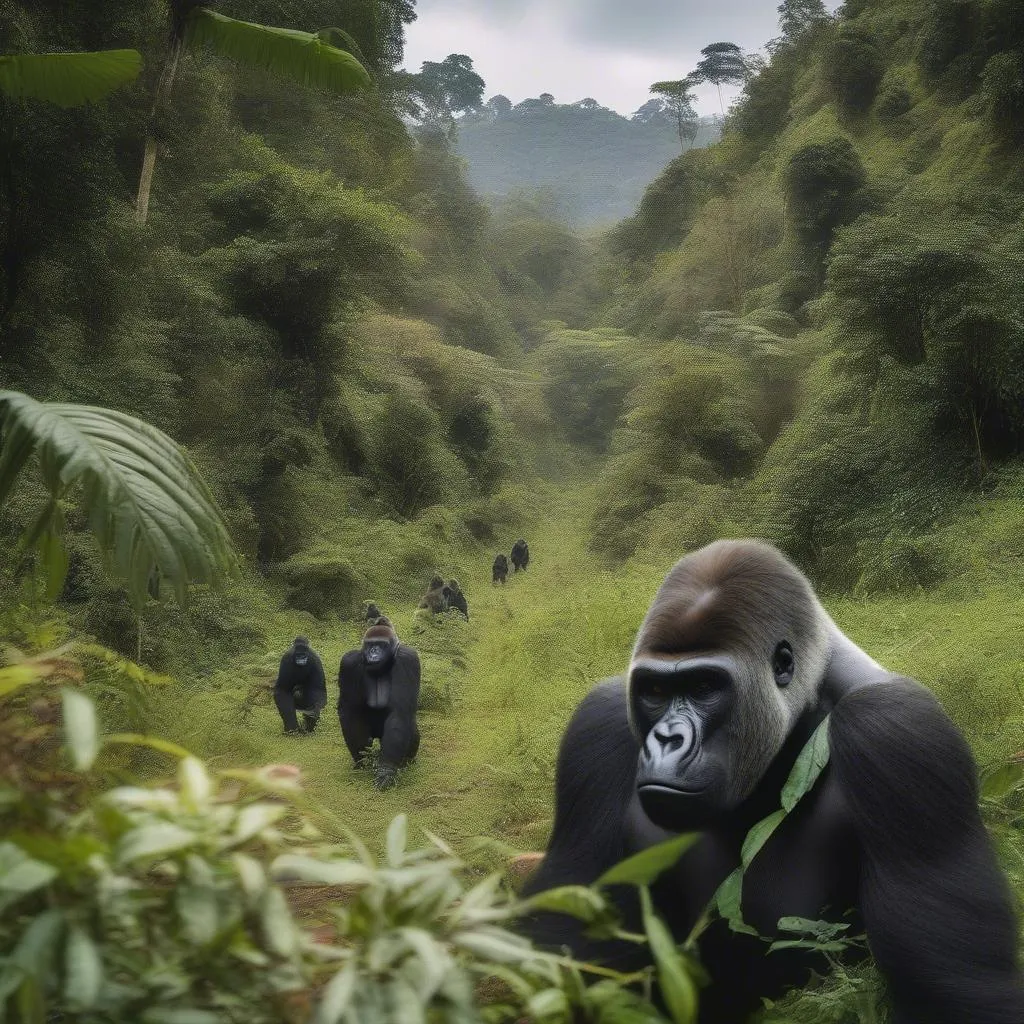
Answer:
xmin=773 ymin=642 xmax=795 ymax=687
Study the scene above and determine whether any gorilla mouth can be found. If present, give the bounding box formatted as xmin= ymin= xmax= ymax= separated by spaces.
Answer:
xmin=637 ymin=782 xmax=706 ymax=796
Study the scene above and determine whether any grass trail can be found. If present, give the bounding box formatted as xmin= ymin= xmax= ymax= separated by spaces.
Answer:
xmin=150 ymin=482 xmax=1024 ymax=860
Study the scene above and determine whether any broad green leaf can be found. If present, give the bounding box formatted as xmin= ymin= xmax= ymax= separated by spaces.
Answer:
xmin=312 ymin=960 xmax=357 ymax=1024
xmin=186 ymin=10 xmax=371 ymax=94
xmin=230 ymin=802 xmax=286 ymax=846
xmin=0 ymin=843 xmax=59 ymax=911
xmin=177 ymin=886 xmax=218 ymax=945
xmin=259 ymin=887 xmax=297 ymax=958
xmin=740 ymin=810 xmax=786 ymax=868
xmin=12 ymin=909 xmax=65 ymax=978
xmin=0 ymin=392 xmax=236 ymax=609
xmin=640 ymin=886 xmax=699 ymax=1024
xmin=104 ymin=786 xmax=179 ymax=811
xmin=386 ymin=813 xmax=408 ymax=867
xmin=781 ymin=715 xmax=831 ymax=812
xmin=178 ymin=757 xmax=213 ymax=810
xmin=712 ymin=868 xmax=757 ymax=937
xmin=452 ymin=928 xmax=541 ymax=965
xmin=115 ymin=823 xmax=197 ymax=865
xmin=62 ymin=689 xmax=99 ymax=771
xmin=776 ymin=916 xmax=851 ymax=941
xmin=397 ymin=927 xmax=450 ymax=1001
xmin=104 ymin=733 xmax=194 ymax=760
xmin=270 ymin=854 xmax=375 ymax=886
xmin=232 ymin=853 xmax=267 ymax=904
xmin=527 ymin=988 xmax=570 ymax=1019
xmin=0 ymin=663 xmax=40 ymax=698
xmin=596 ymin=833 xmax=700 ymax=888
xmin=524 ymin=884 xmax=613 ymax=923
xmin=39 ymin=526 xmax=69 ymax=600
xmin=981 ymin=760 xmax=1024 ymax=801
xmin=64 ymin=926 xmax=103 ymax=1007
xmin=0 ymin=50 xmax=142 ymax=106
xmin=141 ymin=1010 xmax=220 ymax=1024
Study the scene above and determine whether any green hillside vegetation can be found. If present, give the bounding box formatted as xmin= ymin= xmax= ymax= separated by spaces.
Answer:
xmin=455 ymin=98 xmax=721 ymax=229
xmin=4 ymin=0 xmax=1024 ymax=1020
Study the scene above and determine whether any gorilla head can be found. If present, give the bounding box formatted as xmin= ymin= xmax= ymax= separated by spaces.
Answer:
xmin=362 ymin=620 xmax=398 ymax=673
xmin=628 ymin=540 xmax=830 ymax=829
xmin=292 ymin=636 xmax=312 ymax=667
xmin=428 ymin=575 xmax=444 ymax=591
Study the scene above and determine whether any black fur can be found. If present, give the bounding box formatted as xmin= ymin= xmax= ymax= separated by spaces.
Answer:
xmin=273 ymin=638 xmax=326 ymax=733
xmin=524 ymin=542 xmax=1024 ymax=1023
xmin=493 ymin=553 xmax=509 ymax=584
xmin=337 ymin=645 xmax=421 ymax=769
xmin=511 ymin=539 xmax=530 ymax=572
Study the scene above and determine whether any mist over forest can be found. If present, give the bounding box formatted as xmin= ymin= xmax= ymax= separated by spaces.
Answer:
xmin=3 ymin=0 xmax=1024 ymax=1021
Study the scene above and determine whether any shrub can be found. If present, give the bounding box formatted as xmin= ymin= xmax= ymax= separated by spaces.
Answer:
xmin=824 ymin=25 xmax=884 ymax=114
xmin=981 ymin=51 xmax=1024 ymax=141
xmin=283 ymin=554 xmax=364 ymax=618
xmin=875 ymin=78 xmax=915 ymax=120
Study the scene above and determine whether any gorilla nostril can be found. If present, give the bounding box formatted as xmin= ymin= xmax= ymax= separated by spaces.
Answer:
xmin=653 ymin=724 xmax=695 ymax=758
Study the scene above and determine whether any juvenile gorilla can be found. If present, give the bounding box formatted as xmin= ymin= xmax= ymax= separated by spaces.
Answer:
xmin=511 ymin=538 xmax=530 ymax=572
xmin=492 ymin=554 xmax=509 ymax=584
xmin=338 ymin=619 xmax=421 ymax=791
xmin=273 ymin=636 xmax=326 ymax=734
xmin=524 ymin=540 xmax=1024 ymax=1024
xmin=419 ymin=575 xmax=450 ymax=614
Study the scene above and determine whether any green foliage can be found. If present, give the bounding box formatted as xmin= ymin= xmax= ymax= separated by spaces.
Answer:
xmin=185 ymin=11 xmax=371 ymax=93
xmin=282 ymin=553 xmax=364 ymax=618
xmin=981 ymin=51 xmax=1024 ymax=140
xmin=784 ymin=136 xmax=866 ymax=264
xmin=917 ymin=0 xmax=982 ymax=90
xmin=824 ymin=24 xmax=884 ymax=113
xmin=874 ymin=74 xmax=915 ymax=120
xmin=0 ymin=392 xmax=236 ymax=609
xmin=0 ymin=49 xmax=142 ymax=106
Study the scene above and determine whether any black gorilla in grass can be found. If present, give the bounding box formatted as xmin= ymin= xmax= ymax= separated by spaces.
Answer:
xmin=338 ymin=618 xmax=421 ymax=791
xmin=492 ymin=554 xmax=509 ymax=584
xmin=447 ymin=579 xmax=469 ymax=619
xmin=523 ymin=539 xmax=1024 ymax=1024
xmin=511 ymin=538 xmax=530 ymax=572
xmin=419 ymin=575 xmax=450 ymax=614
xmin=273 ymin=636 xmax=326 ymax=734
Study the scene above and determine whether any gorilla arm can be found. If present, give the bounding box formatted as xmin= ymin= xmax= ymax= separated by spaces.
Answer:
xmin=338 ymin=651 xmax=372 ymax=762
xmin=379 ymin=646 xmax=421 ymax=766
xmin=831 ymin=678 xmax=1024 ymax=1024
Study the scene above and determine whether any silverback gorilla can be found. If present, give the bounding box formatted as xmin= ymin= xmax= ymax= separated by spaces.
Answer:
xmin=511 ymin=538 xmax=530 ymax=572
xmin=273 ymin=636 xmax=326 ymax=734
xmin=338 ymin=618 xmax=421 ymax=791
xmin=523 ymin=540 xmax=1024 ymax=1023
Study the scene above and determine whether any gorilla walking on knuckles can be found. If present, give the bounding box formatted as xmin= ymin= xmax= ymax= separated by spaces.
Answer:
xmin=273 ymin=636 xmax=326 ymax=735
xmin=338 ymin=618 xmax=421 ymax=791
xmin=523 ymin=539 xmax=1024 ymax=1023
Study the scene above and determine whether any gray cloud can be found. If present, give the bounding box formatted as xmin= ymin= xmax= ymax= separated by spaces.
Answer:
xmin=404 ymin=0 xmax=843 ymax=116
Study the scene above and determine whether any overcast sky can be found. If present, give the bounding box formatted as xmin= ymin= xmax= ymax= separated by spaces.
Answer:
xmin=403 ymin=0 xmax=844 ymax=117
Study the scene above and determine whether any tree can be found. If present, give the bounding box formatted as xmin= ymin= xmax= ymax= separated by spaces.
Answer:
xmin=649 ymin=77 xmax=700 ymax=152
xmin=778 ymin=0 xmax=829 ymax=43
xmin=0 ymin=391 xmax=235 ymax=608
xmin=631 ymin=97 xmax=668 ymax=123
xmin=824 ymin=24 xmax=883 ymax=113
xmin=134 ymin=4 xmax=371 ymax=224
xmin=409 ymin=53 xmax=485 ymax=129
xmin=485 ymin=93 xmax=512 ymax=118
xmin=0 ymin=49 xmax=142 ymax=106
xmin=693 ymin=42 xmax=748 ymax=115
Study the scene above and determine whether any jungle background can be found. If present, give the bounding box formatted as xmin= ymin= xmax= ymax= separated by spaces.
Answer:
xmin=3 ymin=0 xmax=1024 ymax=1020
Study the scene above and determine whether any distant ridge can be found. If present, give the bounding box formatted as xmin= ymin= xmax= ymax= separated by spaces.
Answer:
xmin=454 ymin=98 xmax=720 ymax=230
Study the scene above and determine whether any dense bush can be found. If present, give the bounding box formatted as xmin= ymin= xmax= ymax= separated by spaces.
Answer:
xmin=875 ymin=76 xmax=915 ymax=120
xmin=981 ymin=51 xmax=1024 ymax=141
xmin=784 ymin=137 xmax=867 ymax=266
xmin=824 ymin=24 xmax=884 ymax=114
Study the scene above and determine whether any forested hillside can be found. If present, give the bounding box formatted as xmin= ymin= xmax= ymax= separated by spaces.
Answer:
xmin=4 ymin=0 xmax=1024 ymax=1021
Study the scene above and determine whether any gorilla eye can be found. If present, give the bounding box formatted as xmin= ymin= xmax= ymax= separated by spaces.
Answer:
xmin=773 ymin=642 xmax=795 ymax=687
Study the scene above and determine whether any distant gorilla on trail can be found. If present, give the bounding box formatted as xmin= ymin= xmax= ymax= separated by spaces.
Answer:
xmin=364 ymin=602 xmax=383 ymax=622
xmin=492 ymin=554 xmax=509 ymax=584
xmin=338 ymin=619 xmax=421 ymax=791
xmin=510 ymin=538 xmax=530 ymax=572
xmin=447 ymin=579 xmax=469 ymax=619
xmin=419 ymin=575 xmax=451 ymax=614
xmin=273 ymin=636 xmax=326 ymax=735
xmin=523 ymin=539 xmax=1024 ymax=1023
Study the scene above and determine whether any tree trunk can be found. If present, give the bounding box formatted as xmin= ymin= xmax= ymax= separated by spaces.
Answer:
xmin=135 ymin=35 xmax=184 ymax=225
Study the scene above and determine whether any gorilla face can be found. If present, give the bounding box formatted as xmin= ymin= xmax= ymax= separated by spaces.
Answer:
xmin=363 ymin=638 xmax=396 ymax=672
xmin=631 ymin=656 xmax=738 ymax=828
xmin=295 ymin=653 xmax=309 ymax=666
xmin=626 ymin=540 xmax=829 ymax=831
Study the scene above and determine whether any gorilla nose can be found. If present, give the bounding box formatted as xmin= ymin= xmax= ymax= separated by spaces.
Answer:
xmin=645 ymin=718 xmax=696 ymax=763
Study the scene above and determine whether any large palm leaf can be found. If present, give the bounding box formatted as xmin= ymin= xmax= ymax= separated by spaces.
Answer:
xmin=0 ymin=50 xmax=143 ymax=107
xmin=0 ymin=392 xmax=236 ymax=608
xmin=186 ymin=10 xmax=371 ymax=93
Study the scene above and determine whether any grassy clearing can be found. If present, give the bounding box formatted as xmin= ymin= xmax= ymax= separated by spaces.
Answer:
xmin=145 ymin=477 xmax=1024 ymax=883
